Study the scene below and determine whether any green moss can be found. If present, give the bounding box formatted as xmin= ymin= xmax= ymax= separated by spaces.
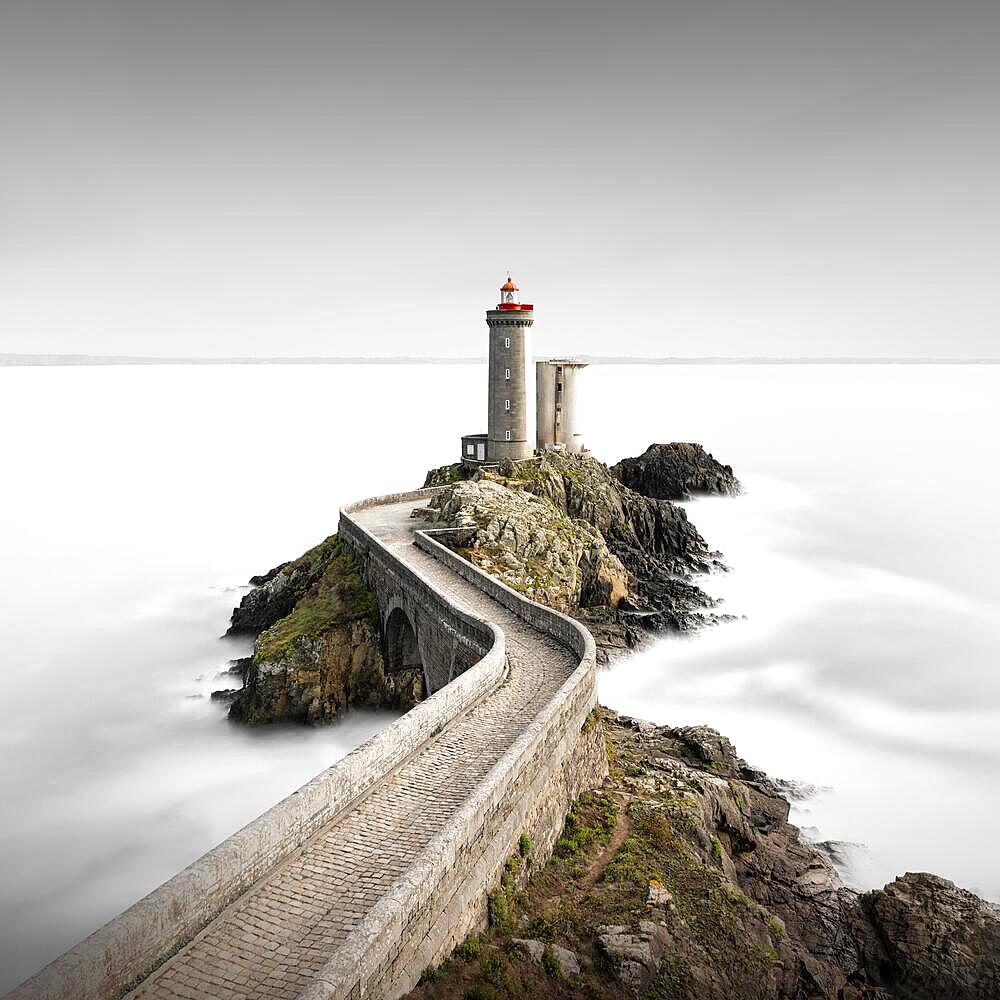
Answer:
xmin=541 ymin=944 xmax=564 ymax=980
xmin=502 ymin=854 xmax=521 ymax=892
xmin=518 ymin=833 xmax=533 ymax=859
xmin=478 ymin=952 xmax=509 ymax=990
xmin=555 ymin=791 xmax=618 ymax=859
xmin=727 ymin=781 xmax=743 ymax=810
xmin=253 ymin=536 xmax=379 ymax=663
xmin=750 ymin=944 xmax=780 ymax=966
xmin=645 ymin=954 xmax=692 ymax=998
xmin=711 ymin=836 xmax=725 ymax=866
xmin=488 ymin=887 xmax=513 ymax=934
xmin=463 ymin=988 xmax=492 ymax=1000
xmin=596 ymin=797 xmax=781 ymax=982
xmin=422 ymin=462 xmax=472 ymax=487
xmin=455 ymin=933 xmax=483 ymax=960
xmin=526 ymin=909 xmax=559 ymax=942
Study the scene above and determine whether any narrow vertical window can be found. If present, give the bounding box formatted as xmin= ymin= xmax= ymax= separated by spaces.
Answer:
xmin=504 ymin=337 xmax=510 ymax=349
xmin=505 ymin=368 xmax=511 ymax=380
xmin=505 ymin=430 xmax=511 ymax=441
xmin=505 ymin=399 xmax=511 ymax=411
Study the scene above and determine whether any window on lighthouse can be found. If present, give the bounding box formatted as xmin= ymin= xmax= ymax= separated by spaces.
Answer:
xmin=505 ymin=369 xmax=511 ymax=380
xmin=505 ymin=399 xmax=511 ymax=411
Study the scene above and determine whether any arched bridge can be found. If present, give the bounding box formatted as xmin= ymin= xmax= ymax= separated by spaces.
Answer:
xmin=8 ymin=487 xmax=607 ymax=1000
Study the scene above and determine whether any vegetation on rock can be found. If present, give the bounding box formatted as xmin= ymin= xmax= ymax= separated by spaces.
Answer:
xmin=405 ymin=711 xmax=1000 ymax=1000
xmin=227 ymin=534 xmax=422 ymax=725
xmin=252 ymin=537 xmax=378 ymax=662
xmin=422 ymin=448 xmax=732 ymax=659
xmin=226 ymin=534 xmax=346 ymax=636
xmin=423 ymin=462 xmax=475 ymax=488
xmin=428 ymin=477 xmax=629 ymax=612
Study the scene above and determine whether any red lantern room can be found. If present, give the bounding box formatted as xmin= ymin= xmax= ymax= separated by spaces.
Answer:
xmin=498 ymin=274 xmax=532 ymax=311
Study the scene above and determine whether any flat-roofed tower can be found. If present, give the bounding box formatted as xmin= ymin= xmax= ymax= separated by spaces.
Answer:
xmin=486 ymin=275 xmax=534 ymax=462
xmin=536 ymin=359 xmax=588 ymax=454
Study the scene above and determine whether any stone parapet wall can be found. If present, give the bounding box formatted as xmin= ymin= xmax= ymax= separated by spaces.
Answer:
xmin=8 ymin=484 xmax=606 ymax=1000
xmin=301 ymin=524 xmax=606 ymax=999
xmin=341 ymin=486 xmax=448 ymax=515
xmin=339 ymin=495 xmax=498 ymax=690
xmin=308 ymin=662 xmax=603 ymax=1000
xmin=415 ymin=528 xmax=595 ymax=663
xmin=7 ymin=512 xmax=506 ymax=1000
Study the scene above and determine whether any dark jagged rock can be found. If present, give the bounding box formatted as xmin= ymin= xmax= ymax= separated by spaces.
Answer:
xmin=499 ymin=451 xmax=718 ymax=576
xmin=226 ymin=536 xmax=343 ymax=636
xmin=405 ymin=712 xmax=999 ymax=1000
xmin=422 ymin=449 xmax=730 ymax=659
xmin=215 ymin=657 xmax=250 ymax=681
xmin=613 ymin=442 xmax=742 ymax=501
xmin=249 ymin=563 xmax=288 ymax=587
xmin=860 ymin=873 xmax=1000 ymax=1000
xmin=425 ymin=477 xmax=629 ymax=613
xmin=422 ymin=462 xmax=474 ymax=488
xmin=226 ymin=535 xmax=422 ymax=725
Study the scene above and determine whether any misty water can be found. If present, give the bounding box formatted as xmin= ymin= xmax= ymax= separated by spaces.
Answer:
xmin=1 ymin=363 xmax=998 ymax=991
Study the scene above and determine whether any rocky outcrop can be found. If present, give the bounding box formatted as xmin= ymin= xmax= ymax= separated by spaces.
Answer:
xmin=423 ymin=449 xmax=730 ymax=658
xmin=861 ymin=874 xmax=1000 ymax=999
xmin=230 ymin=617 xmax=423 ymax=725
xmin=226 ymin=535 xmax=342 ymax=636
xmin=613 ymin=442 xmax=743 ymax=501
xmin=405 ymin=712 xmax=1000 ymax=1000
xmin=227 ymin=535 xmax=423 ymax=725
xmin=422 ymin=462 xmax=475 ymax=488
xmin=499 ymin=451 xmax=718 ymax=576
xmin=424 ymin=477 xmax=629 ymax=612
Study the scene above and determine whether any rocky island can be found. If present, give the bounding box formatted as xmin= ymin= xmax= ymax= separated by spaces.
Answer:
xmin=219 ymin=441 xmax=998 ymax=999
xmin=224 ymin=441 xmax=736 ymax=726
xmin=405 ymin=712 xmax=1000 ymax=1000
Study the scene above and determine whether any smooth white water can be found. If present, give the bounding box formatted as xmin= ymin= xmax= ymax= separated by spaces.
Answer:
xmin=1 ymin=363 xmax=998 ymax=991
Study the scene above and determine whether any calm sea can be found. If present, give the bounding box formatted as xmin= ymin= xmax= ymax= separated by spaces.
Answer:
xmin=1 ymin=363 xmax=997 ymax=990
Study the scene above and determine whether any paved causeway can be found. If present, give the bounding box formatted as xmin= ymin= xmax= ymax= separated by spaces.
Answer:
xmin=127 ymin=499 xmax=578 ymax=1000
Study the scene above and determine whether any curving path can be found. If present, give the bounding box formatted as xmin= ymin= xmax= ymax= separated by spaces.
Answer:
xmin=124 ymin=498 xmax=579 ymax=1000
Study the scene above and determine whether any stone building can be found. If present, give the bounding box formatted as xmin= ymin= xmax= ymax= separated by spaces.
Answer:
xmin=486 ymin=275 xmax=534 ymax=462
xmin=461 ymin=275 xmax=586 ymax=468
xmin=536 ymin=358 xmax=588 ymax=454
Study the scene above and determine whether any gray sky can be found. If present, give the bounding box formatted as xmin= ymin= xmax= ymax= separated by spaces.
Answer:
xmin=2 ymin=0 xmax=998 ymax=358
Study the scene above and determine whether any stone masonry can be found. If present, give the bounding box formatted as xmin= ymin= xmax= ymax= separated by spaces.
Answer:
xmin=8 ymin=489 xmax=607 ymax=1000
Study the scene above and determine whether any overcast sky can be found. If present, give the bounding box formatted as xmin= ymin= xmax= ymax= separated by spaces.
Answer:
xmin=2 ymin=0 xmax=998 ymax=359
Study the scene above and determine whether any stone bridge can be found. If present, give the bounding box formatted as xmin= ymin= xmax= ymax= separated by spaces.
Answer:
xmin=7 ymin=487 xmax=607 ymax=1000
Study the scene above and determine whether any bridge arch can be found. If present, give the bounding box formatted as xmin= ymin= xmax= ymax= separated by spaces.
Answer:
xmin=384 ymin=605 xmax=423 ymax=675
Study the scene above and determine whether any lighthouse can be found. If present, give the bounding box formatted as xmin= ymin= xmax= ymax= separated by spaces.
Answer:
xmin=463 ymin=275 xmax=581 ymax=469
xmin=485 ymin=275 xmax=534 ymax=462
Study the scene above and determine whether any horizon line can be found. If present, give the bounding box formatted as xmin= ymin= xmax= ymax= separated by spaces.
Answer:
xmin=2 ymin=353 xmax=1000 ymax=367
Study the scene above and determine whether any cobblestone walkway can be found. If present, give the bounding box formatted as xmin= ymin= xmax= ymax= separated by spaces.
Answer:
xmin=126 ymin=500 xmax=577 ymax=1000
